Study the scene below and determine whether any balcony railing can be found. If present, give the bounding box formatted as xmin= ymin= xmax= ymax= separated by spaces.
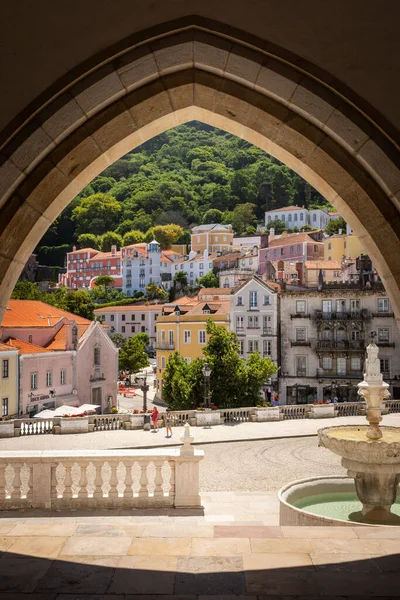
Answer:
xmin=376 ymin=341 xmax=395 ymax=347
xmin=372 ymin=312 xmax=394 ymax=318
xmin=290 ymin=313 xmax=310 ymax=319
xmin=315 ymin=340 xmax=365 ymax=351
xmin=291 ymin=340 xmax=311 ymax=347
xmin=235 ymin=327 xmax=245 ymax=334
xmin=316 ymin=368 xmax=363 ymax=379
xmin=296 ymin=369 xmax=307 ymax=377
xmin=314 ymin=309 xmax=369 ymax=321
xmin=262 ymin=327 xmax=273 ymax=336
xmin=247 ymin=324 xmax=260 ymax=329
xmin=154 ymin=342 xmax=175 ymax=350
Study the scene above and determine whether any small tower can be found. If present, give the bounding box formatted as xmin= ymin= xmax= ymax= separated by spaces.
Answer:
xmin=148 ymin=239 xmax=160 ymax=253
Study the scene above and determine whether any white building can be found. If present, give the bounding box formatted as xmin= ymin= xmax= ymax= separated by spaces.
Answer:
xmin=171 ymin=249 xmax=215 ymax=287
xmin=121 ymin=240 xmax=162 ymax=295
xmin=279 ymin=289 xmax=400 ymax=405
xmin=265 ymin=206 xmax=338 ymax=230
xmin=230 ymin=276 xmax=279 ymax=380
xmin=94 ymin=304 xmax=164 ymax=349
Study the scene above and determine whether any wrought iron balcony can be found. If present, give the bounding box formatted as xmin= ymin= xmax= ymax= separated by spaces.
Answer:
xmin=290 ymin=312 xmax=310 ymax=319
xmin=376 ymin=341 xmax=395 ymax=347
xmin=291 ymin=340 xmax=311 ymax=347
xmin=372 ymin=312 xmax=395 ymax=318
xmin=314 ymin=309 xmax=369 ymax=321
xmin=154 ymin=342 xmax=175 ymax=350
xmin=316 ymin=368 xmax=363 ymax=380
xmin=315 ymin=340 xmax=365 ymax=351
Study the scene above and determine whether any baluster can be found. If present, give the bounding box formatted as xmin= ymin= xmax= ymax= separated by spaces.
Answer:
xmin=70 ymin=462 xmax=81 ymax=498
xmin=78 ymin=461 xmax=88 ymax=501
xmin=93 ymin=460 xmax=104 ymax=499
xmin=0 ymin=465 xmax=5 ymax=503
xmin=63 ymin=462 xmax=73 ymax=501
xmin=168 ymin=461 xmax=175 ymax=500
xmin=124 ymin=460 xmax=133 ymax=501
xmin=11 ymin=462 xmax=22 ymax=502
xmin=19 ymin=463 xmax=30 ymax=499
xmin=138 ymin=461 xmax=149 ymax=499
xmin=55 ymin=462 xmax=66 ymax=499
xmin=153 ymin=459 xmax=164 ymax=500
xmin=85 ymin=461 xmax=97 ymax=498
xmin=101 ymin=462 xmax=112 ymax=498
xmin=4 ymin=464 xmax=14 ymax=499
xmin=108 ymin=460 xmax=119 ymax=502
xmin=131 ymin=462 xmax=141 ymax=497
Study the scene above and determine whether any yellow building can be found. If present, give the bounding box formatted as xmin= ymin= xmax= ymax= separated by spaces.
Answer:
xmin=155 ymin=292 xmax=230 ymax=398
xmin=191 ymin=224 xmax=234 ymax=254
xmin=0 ymin=342 xmax=19 ymax=417
xmin=324 ymin=234 xmax=366 ymax=261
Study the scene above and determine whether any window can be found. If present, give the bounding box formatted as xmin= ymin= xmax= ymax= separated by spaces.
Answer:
xmin=110 ymin=314 xmax=115 ymax=322
xmin=378 ymin=298 xmax=389 ymax=313
xmin=350 ymin=299 xmax=360 ymax=311
xmin=281 ymin=215 xmax=285 ymax=221
xmin=122 ymin=314 xmax=125 ymax=321
xmin=184 ymin=330 xmax=191 ymax=344
xmin=268 ymin=216 xmax=271 ymax=222
xmin=30 ymin=372 xmax=38 ymax=390
xmin=297 ymin=244 xmax=301 ymax=252
xmin=378 ymin=328 xmax=390 ymax=342
xmin=131 ymin=325 xmax=135 ymax=333
xmin=236 ymin=296 xmax=243 ymax=306
xmin=336 ymin=299 xmax=346 ymax=312
xmin=334 ymin=271 xmax=340 ymax=278
xmin=236 ymin=316 xmax=244 ymax=330
xmin=59 ymin=369 xmax=66 ymax=385
xmin=46 ymin=371 xmax=52 ymax=387
xmin=314 ymin=245 xmax=318 ymax=252
xmin=141 ymin=326 xmax=145 ymax=333
xmin=296 ymin=300 xmax=306 ymax=314
xmin=249 ymin=291 xmax=258 ymax=309
xmin=161 ymin=356 xmax=166 ymax=369
xmin=328 ymin=243 xmax=331 ymax=250
xmin=199 ymin=330 xmax=206 ymax=344
xmin=288 ymin=214 xmax=292 ymax=221
xmin=248 ymin=315 xmax=259 ymax=328
xmin=141 ymin=314 xmax=145 ymax=321
xmin=254 ymin=340 xmax=259 ymax=352
xmin=280 ymin=248 xmax=284 ymax=256
xmin=2 ymin=398 xmax=8 ymax=417
xmin=313 ymin=214 xmax=317 ymax=222
xmin=351 ymin=357 xmax=361 ymax=371
xmin=248 ymin=340 xmax=254 ymax=353
xmin=290 ymin=246 xmax=294 ymax=254
xmin=122 ymin=326 xmax=125 ymax=333
xmin=351 ymin=330 xmax=360 ymax=340
xmin=300 ymin=213 xmax=304 ymax=221
xmin=294 ymin=213 xmax=298 ymax=221
xmin=296 ymin=356 xmax=306 ymax=376
xmin=239 ymin=340 xmax=244 ymax=355
xmin=263 ymin=340 xmax=272 ymax=356
xmin=273 ymin=249 xmax=277 ymax=257
xmin=28 ymin=334 xmax=33 ymax=344
xmin=94 ymin=346 xmax=100 ymax=366
xmin=337 ymin=357 xmax=346 ymax=376
xmin=263 ymin=295 xmax=271 ymax=305
xmin=322 ymin=357 xmax=332 ymax=370
xmin=322 ymin=300 xmax=332 ymax=314
xmin=380 ymin=358 xmax=390 ymax=375
xmin=215 ymin=236 xmax=218 ymax=242
xmin=296 ymin=328 xmax=307 ymax=342
xmin=2 ymin=359 xmax=9 ymax=379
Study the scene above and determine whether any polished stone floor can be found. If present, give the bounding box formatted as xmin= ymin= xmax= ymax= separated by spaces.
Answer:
xmin=0 ymin=492 xmax=399 ymax=598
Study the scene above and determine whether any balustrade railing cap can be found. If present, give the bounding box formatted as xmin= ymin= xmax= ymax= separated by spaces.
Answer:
xmin=0 ymin=448 xmax=204 ymax=459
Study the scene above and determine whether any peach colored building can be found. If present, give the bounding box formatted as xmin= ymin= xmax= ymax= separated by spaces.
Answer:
xmin=0 ymin=301 xmax=118 ymax=415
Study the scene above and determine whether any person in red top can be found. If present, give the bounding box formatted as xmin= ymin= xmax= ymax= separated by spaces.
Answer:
xmin=151 ymin=406 xmax=159 ymax=432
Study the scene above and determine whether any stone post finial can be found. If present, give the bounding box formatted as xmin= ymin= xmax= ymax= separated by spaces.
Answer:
xmin=358 ymin=341 xmax=390 ymax=440
xmin=180 ymin=422 xmax=195 ymax=455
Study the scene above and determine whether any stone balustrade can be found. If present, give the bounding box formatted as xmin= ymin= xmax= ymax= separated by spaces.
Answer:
xmin=0 ymin=442 xmax=204 ymax=510
xmin=1 ymin=401 xmax=399 ymax=438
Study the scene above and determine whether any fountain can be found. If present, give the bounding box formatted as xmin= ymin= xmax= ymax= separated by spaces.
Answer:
xmin=279 ymin=341 xmax=400 ymax=526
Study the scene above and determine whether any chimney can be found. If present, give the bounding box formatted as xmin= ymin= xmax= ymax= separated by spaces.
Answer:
xmin=72 ymin=245 xmax=76 ymax=252
xmin=269 ymin=228 xmax=275 ymax=241
xmin=65 ymin=320 xmax=76 ymax=351
xmin=111 ymin=245 xmax=117 ymax=256
xmin=338 ymin=228 xmax=342 ymax=235
xmin=203 ymin=249 xmax=208 ymax=260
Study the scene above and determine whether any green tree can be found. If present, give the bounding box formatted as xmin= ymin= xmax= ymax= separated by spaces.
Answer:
xmin=202 ymin=208 xmax=224 ymax=224
xmin=77 ymin=233 xmax=101 ymax=250
xmin=152 ymin=224 xmax=184 ymax=249
xmin=244 ymin=351 xmax=278 ymax=405
xmin=174 ymin=271 xmax=188 ymax=287
xmin=110 ymin=333 xmax=126 ymax=348
xmin=122 ymin=230 xmax=145 ymax=246
xmin=11 ymin=281 xmax=42 ymax=300
xmin=197 ymin=272 xmax=219 ymax=288
xmin=266 ymin=218 xmax=286 ymax=234
xmin=325 ymin=217 xmax=347 ymax=236
xmin=232 ymin=203 xmax=257 ymax=235
xmin=100 ymin=231 xmax=123 ymax=251
xmin=300 ymin=224 xmax=313 ymax=232
xmin=162 ymin=352 xmax=191 ymax=410
xmin=145 ymin=282 xmax=168 ymax=300
xmin=58 ymin=290 xmax=95 ymax=320
xmin=94 ymin=275 xmax=115 ymax=301
xmin=72 ymin=193 xmax=122 ymax=235
xmin=119 ymin=333 xmax=149 ymax=373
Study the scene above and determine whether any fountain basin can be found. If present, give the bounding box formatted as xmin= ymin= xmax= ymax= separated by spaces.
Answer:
xmin=319 ymin=425 xmax=400 ymax=464
xmin=279 ymin=476 xmax=400 ymax=526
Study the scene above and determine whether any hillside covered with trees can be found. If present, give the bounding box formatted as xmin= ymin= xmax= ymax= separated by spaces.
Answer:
xmin=37 ymin=121 xmax=330 ymax=264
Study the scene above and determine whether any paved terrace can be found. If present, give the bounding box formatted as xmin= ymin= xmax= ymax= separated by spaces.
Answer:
xmin=2 ymin=413 xmax=400 ymax=451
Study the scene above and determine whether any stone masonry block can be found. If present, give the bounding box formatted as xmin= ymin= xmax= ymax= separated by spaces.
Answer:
xmin=0 ymin=158 xmax=24 ymax=210
xmin=290 ymin=81 xmax=336 ymax=126
xmin=40 ymin=93 xmax=87 ymax=144
xmin=325 ymin=108 xmax=370 ymax=153
xmin=255 ymin=59 xmax=301 ymax=102
xmin=162 ymin=70 xmax=195 ymax=112
xmin=9 ymin=126 xmax=55 ymax=173
xmin=225 ymin=44 xmax=263 ymax=86
xmin=117 ymin=44 xmax=159 ymax=91
xmin=356 ymin=138 xmax=400 ymax=195
xmin=193 ymin=30 xmax=231 ymax=75
xmin=50 ymin=127 xmax=103 ymax=179
xmin=126 ymin=81 xmax=173 ymax=129
xmin=73 ymin=66 xmax=125 ymax=117
xmin=152 ymin=30 xmax=194 ymax=74
xmin=85 ymin=100 xmax=137 ymax=153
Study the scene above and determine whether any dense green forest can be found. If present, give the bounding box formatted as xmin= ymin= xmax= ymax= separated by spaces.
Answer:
xmin=37 ymin=121 xmax=330 ymax=264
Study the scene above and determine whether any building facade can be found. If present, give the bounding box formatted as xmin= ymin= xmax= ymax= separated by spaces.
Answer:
xmin=171 ymin=249 xmax=215 ymax=287
xmin=191 ymin=224 xmax=234 ymax=254
xmin=230 ymin=277 xmax=279 ymax=378
xmin=121 ymin=240 xmax=162 ymax=295
xmin=94 ymin=304 xmax=163 ymax=348
xmin=0 ymin=300 xmax=118 ymax=415
xmin=324 ymin=234 xmax=366 ymax=261
xmin=259 ymin=232 xmax=324 ymax=282
xmin=279 ymin=289 xmax=400 ymax=405
xmin=0 ymin=342 xmax=19 ymax=417
xmin=58 ymin=246 xmax=121 ymax=289
xmin=264 ymin=206 xmax=337 ymax=230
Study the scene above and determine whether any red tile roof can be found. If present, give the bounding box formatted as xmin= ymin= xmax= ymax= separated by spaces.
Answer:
xmin=4 ymin=337 xmax=49 ymax=355
xmin=94 ymin=303 xmax=164 ymax=313
xmin=0 ymin=341 xmax=17 ymax=352
xmin=305 ymin=260 xmax=342 ymax=269
xmin=268 ymin=233 xmax=322 ymax=247
xmin=266 ymin=206 xmax=304 ymax=212
xmin=45 ymin=323 xmax=91 ymax=351
xmin=1 ymin=300 xmax=91 ymax=329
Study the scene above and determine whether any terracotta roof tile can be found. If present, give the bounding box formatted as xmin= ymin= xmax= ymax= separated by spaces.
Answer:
xmin=268 ymin=233 xmax=322 ymax=247
xmin=305 ymin=260 xmax=342 ymax=269
xmin=1 ymin=300 xmax=91 ymax=328
xmin=94 ymin=303 xmax=165 ymax=313
xmin=0 ymin=341 xmax=17 ymax=352
xmin=266 ymin=206 xmax=304 ymax=212
xmin=4 ymin=337 xmax=49 ymax=355
xmin=45 ymin=323 xmax=91 ymax=350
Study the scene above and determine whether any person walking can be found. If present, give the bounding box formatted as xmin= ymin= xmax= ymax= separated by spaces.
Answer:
xmin=165 ymin=410 xmax=173 ymax=438
xmin=151 ymin=406 xmax=159 ymax=432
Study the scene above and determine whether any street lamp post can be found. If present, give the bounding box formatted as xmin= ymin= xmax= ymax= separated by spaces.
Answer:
xmin=201 ymin=362 xmax=212 ymax=408
xmin=135 ymin=374 xmax=151 ymax=430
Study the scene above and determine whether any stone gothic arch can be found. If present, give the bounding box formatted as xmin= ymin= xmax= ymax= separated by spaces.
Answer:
xmin=0 ymin=21 xmax=399 ymax=322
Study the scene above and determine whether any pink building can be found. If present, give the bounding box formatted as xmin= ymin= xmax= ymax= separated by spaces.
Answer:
xmin=259 ymin=232 xmax=324 ymax=283
xmin=0 ymin=300 xmax=118 ymax=415
xmin=58 ymin=245 xmax=122 ymax=289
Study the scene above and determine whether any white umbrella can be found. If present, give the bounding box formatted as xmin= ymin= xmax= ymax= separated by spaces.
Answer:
xmin=54 ymin=405 xmax=81 ymax=416
xmin=33 ymin=409 xmax=56 ymax=419
xmin=78 ymin=404 xmax=100 ymax=413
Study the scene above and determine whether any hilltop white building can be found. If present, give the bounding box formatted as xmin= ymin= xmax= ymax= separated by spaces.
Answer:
xmin=265 ymin=206 xmax=339 ymax=230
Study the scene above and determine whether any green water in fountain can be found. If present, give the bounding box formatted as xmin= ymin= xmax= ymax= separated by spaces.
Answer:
xmin=294 ymin=493 xmax=400 ymax=523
